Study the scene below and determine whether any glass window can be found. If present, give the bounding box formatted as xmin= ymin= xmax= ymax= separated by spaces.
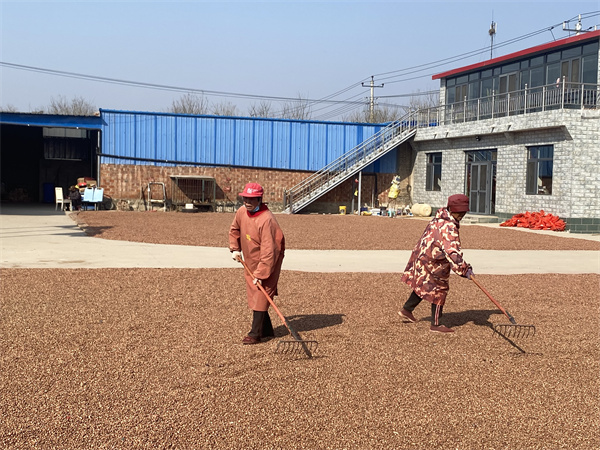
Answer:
xmin=570 ymin=58 xmax=580 ymax=83
xmin=493 ymin=67 xmax=502 ymax=76
xmin=467 ymin=150 xmax=496 ymax=162
xmin=582 ymin=54 xmax=599 ymax=84
xmin=562 ymin=46 xmax=581 ymax=59
xmin=582 ymin=41 xmax=599 ymax=55
xmin=446 ymin=78 xmax=456 ymax=87
xmin=502 ymin=62 xmax=520 ymax=73
xmin=481 ymin=69 xmax=493 ymax=78
xmin=530 ymin=66 xmax=544 ymax=87
xmin=499 ymin=76 xmax=507 ymax=94
xmin=468 ymin=81 xmax=480 ymax=99
xmin=447 ymin=87 xmax=456 ymax=104
xmin=469 ymin=72 xmax=480 ymax=81
xmin=426 ymin=153 xmax=442 ymax=191
xmin=456 ymin=75 xmax=468 ymax=84
xmin=520 ymin=69 xmax=530 ymax=89
xmin=561 ymin=61 xmax=570 ymax=80
xmin=546 ymin=62 xmax=560 ymax=85
xmin=481 ymin=77 xmax=494 ymax=97
xmin=526 ymin=145 xmax=553 ymax=195
xmin=530 ymin=56 xmax=544 ymax=67
xmin=455 ymin=85 xmax=467 ymax=102
xmin=520 ymin=60 xmax=530 ymax=69
xmin=547 ymin=51 xmax=561 ymax=63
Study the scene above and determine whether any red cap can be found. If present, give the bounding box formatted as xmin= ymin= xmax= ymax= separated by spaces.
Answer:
xmin=447 ymin=194 xmax=469 ymax=212
xmin=239 ymin=183 xmax=264 ymax=198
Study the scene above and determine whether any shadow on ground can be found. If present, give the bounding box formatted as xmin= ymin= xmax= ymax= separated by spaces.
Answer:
xmin=272 ymin=313 xmax=345 ymax=336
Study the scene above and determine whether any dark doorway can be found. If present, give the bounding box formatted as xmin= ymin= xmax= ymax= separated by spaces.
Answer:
xmin=465 ymin=150 xmax=497 ymax=215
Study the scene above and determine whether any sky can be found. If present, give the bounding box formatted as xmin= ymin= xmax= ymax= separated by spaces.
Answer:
xmin=1 ymin=0 xmax=598 ymax=121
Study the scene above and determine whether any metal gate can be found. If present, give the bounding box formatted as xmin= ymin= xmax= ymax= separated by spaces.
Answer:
xmin=170 ymin=175 xmax=216 ymax=211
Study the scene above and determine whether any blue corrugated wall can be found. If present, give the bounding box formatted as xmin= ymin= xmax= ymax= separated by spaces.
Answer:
xmin=99 ymin=109 xmax=397 ymax=173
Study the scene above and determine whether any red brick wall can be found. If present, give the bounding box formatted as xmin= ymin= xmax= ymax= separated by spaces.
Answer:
xmin=100 ymin=142 xmax=414 ymax=213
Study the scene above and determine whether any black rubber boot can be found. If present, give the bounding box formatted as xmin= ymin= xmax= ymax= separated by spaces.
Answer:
xmin=262 ymin=311 xmax=274 ymax=338
xmin=249 ymin=310 xmax=266 ymax=339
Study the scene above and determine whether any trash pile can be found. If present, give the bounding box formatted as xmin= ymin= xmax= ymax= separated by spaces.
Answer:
xmin=500 ymin=210 xmax=566 ymax=231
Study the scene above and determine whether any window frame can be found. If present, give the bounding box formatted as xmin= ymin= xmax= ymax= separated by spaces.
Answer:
xmin=526 ymin=145 xmax=554 ymax=195
xmin=425 ymin=152 xmax=442 ymax=192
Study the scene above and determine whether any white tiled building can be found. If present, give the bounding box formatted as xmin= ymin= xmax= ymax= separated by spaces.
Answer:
xmin=410 ymin=30 xmax=599 ymax=233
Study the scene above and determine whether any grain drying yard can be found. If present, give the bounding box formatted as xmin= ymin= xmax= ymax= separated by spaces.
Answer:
xmin=1 ymin=208 xmax=599 ymax=449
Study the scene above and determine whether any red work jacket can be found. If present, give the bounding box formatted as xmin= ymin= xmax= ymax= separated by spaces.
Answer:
xmin=229 ymin=204 xmax=285 ymax=311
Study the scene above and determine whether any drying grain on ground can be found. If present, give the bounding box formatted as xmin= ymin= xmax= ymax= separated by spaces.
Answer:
xmin=2 ymin=211 xmax=598 ymax=449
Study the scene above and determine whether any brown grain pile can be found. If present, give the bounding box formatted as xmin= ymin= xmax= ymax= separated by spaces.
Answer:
xmin=1 ymin=211 xmax=599 ymax=449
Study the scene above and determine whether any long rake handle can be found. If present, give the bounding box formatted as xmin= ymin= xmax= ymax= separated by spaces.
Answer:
xmin=470 ymin=275 xmax=517 ymax=325
xmin=238 ymin=258 xmax=312 ymax=356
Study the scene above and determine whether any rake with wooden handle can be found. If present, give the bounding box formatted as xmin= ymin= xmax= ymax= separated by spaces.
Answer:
xmin=238 ymin=257 xmax=317 ymax=358
xmin=471 ymin=275 xmax=536 ymax=338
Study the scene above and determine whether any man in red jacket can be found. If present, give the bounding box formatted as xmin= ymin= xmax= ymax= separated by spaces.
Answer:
xmin=229 ymin=183 xmax=285 ymax=345
xmin=399 ymin=194 xmax=474 ymax=333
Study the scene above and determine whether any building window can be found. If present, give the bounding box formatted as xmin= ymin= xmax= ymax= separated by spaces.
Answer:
xmin=526 ymin=145 xmax=553 ymax=195
xmin=426 ymin=153 xmax=442 ymax=191
xmin=445 ymin=40 xmax=599 ymax=105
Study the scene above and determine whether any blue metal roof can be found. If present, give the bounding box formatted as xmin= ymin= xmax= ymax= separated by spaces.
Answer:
xmin=0 ymin=112 xmax=103 ymax=129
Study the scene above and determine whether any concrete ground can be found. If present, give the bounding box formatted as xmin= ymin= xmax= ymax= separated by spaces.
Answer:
xmin=1 ymin=203 xmax=598 ymax=274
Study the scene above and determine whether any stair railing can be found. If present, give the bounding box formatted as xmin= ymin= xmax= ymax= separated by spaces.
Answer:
xmin=284 ymin=109 xmax=434 ymax=213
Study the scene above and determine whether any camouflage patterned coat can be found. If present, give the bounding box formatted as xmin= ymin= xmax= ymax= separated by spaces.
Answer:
xmin=401 ymin=207 xmax=471 ymax=305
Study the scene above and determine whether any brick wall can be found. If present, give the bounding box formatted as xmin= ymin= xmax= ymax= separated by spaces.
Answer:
xmin=100 ymin=162 xmax=408 ymax=213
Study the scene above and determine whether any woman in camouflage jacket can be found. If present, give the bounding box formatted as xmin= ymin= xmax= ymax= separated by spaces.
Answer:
xmin=399 ymin=194 xmax=473 ymax=333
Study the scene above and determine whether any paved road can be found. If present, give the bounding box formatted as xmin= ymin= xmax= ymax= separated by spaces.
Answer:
xmin=1 ymin=204 xmax=599 ymax=274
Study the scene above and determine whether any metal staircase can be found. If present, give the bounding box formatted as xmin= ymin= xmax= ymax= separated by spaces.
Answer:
xmin=283 ymin=110 xmax=425 ymax=214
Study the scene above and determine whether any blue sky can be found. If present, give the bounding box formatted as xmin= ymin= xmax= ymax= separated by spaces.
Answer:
xmin=1 ymin=1 xmax=598 ymax=120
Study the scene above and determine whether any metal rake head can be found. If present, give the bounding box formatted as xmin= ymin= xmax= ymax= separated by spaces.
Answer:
xmin=275 ymin=339 xmax=318 ymax=357
xmin=493 ymin=324 xmax=536 ymax=339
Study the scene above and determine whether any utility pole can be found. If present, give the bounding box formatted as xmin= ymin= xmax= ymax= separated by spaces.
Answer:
xmin=563 ymin=14 xmax=583 ymax=35
xmin=361 ymin=76 xmax=384 ymax=123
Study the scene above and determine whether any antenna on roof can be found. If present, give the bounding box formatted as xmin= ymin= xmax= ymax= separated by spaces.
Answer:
xmin=489 ymin=20 xmax=497 ymax=59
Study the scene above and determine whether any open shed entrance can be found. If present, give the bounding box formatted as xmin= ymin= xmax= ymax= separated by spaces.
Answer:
xmin=1 ymin=113 xmax=102 ymax=204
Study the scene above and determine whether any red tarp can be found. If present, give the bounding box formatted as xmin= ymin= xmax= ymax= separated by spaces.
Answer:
xmin=499 ymin=210 xmax=566 ymax=231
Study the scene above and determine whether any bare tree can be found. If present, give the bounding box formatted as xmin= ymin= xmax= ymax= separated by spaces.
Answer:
xmin=169 ymin=92 xmax=209 ymax=115
xmin=248 ymin=101 xmax=274 ymax=118
xmin=0 ymin=104 xmax=18 ymax=112
xmin=342 ymin=103 xmax=403 ymax=123
xmin=343 ymin=91 xmax=440 ymax=123
xmin=279 ymin=93 xmax=312 ymax=120
xmin=402 ymin=90 xmax=440 ymax=114
xmin=211 ymin=101 xmax=238 ymax=116
xmin=46 ymin=95 xmax=97 ymax=115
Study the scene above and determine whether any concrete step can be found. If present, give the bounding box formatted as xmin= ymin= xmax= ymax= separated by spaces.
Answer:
xmin=462 ymin=214 xmax=500 ymax=224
